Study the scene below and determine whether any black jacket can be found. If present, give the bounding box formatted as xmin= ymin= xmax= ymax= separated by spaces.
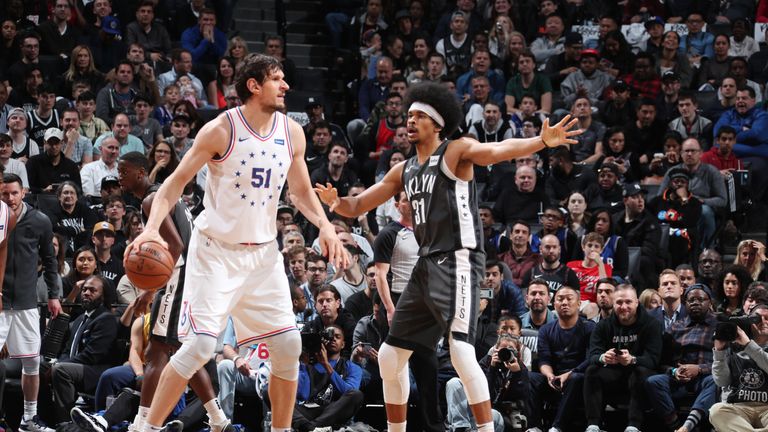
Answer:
xmin=26 ymin=153 xmax=82 ymax=194
xmin=613 ymin=209 xmax=661 ymax=262
xmin=588 ymin=304 xmax=663 ymax=370
xmin=60 ymin=304 xmax=118 ymax=367
xmin=3 ymin=203 xmax=60 ymax=310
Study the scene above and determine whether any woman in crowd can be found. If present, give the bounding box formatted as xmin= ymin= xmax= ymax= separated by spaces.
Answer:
xmin=734 ymin=239 xmax=767 ymax=281
xmin=697 ymin=33 xmax=731 ymax=89
xmin=61 ymin=44 xmax=105 ymax=95
xmin=49 ymin=181 xmax=98 ymax=257
xmin=488 ymin=15 xmax=515 ymax=63
xmin=404 ymin=36 xmax=430 ymax=83
xmin=714 ymin=264 xmax=753 ymax=316
xmin=62 ymin=246 xmax=99 ymax=316
xmin=586 ymin=208 xmax=629 ymax=280
xmin=639 ymin=288 xmax=662 ymax=310
xmin=593 ymin=126 xmax=634 ymax=181
xmin=565 ymin=191 xmax=589 ymax=239
xmin=503 ymin=31 xmax=527 ymax=78
xmin=147 ymin=141 xmax=179 ymax=184
xmin=599 ymin=30 xmax=634 ymax=78
xmin=227 ymin=36 xmax=249 ymax=71
xmin=207 ymin=56 xmax=236 ymax=109
xmin=655 ymin=30 xmax=692 ymax=88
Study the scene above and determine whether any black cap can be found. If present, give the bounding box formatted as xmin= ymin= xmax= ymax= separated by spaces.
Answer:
xmin=644 ymin=16 xmax=664 ymax=29
xmin=668 ymin=166 xmax=691 ymax=181
xmin=565 ymin=32 xmax=583 ymax=46
xmin=599 ymin=162 xmax=620 ymax=176
xmin=101 ymin=175 xmax=120 ymax=189
xmin=662 ymin=70 xmax=680 ymax=82
xmin=613 ymin=79 xmax=629 ymax=92
xmin=306 ymin=97 xmax=323 ymax=110
xmin=622 ymin=182 xmax=647 ymax=197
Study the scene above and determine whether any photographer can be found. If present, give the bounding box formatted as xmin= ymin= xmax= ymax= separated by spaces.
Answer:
xmin=483 ymin=333 xmax=529 ymax=429
xmin=710 ymin=302 xmax=768 ymax=431
xmin=293 ymin=325 xmax=363 ymax=432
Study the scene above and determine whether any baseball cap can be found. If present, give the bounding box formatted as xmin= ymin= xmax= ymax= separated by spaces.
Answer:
xmin=684 ymin=283 xmax=713 ymax=301
xmin=101 ymin=175 xmax=120 ymax=189
xmin=44 ymin=128 xmax=64 ymax=142
xmin=305 ymin=97 xmax=323 ymax=110
xmin=622 ymin=183 xmax=648 ymax=197
xmin=644 ymin=16 xmax=664 ymax=29
xmin=564 ymin=32 xmax=583 ymax=46
xmin=344 ymin=243 xmax=366 ymax=257
xmin=580 ymin=48 xmax=600 ymax=59
xmin=598 ymin=162 xmax=620 ymax=176
xmin=93 ymin=221 xmax=116 ymax=235
xmin=662 ymin=70 xmax=680 ymax=82
xmin=668 ymin=166 xmax=691 ymax=181
xmin=451 ymin=10 xmax=467 ymax=21
xmin=102 ymin=16 xmax=121 ymax=36
xmin=613 ymin=79 xmax=629 ymax=92
xmin=277 ymin=203 xmax=295 ymax=216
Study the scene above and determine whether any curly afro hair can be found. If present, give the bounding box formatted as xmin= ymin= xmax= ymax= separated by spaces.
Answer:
xmin=403 ymin=82 xmax=462 ymax=139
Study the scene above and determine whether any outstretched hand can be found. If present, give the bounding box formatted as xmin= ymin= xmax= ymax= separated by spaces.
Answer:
xmin=541 ymin=114 xmax=582 ymax=148
xmin=314 ymin=183 xmax=341 ymax=212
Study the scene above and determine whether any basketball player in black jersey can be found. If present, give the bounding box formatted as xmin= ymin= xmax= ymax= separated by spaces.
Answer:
xmin=316 ymin=82 xmax=582 ymax=432
xmin=70 ymin=151 xmax=230 ymax=432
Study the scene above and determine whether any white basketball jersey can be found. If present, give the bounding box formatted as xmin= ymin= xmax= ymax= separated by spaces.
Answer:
xmin=0 ymin=201 xmax=8 ymax=244
xmin=195 ymin=107 xmax=293 ymax=244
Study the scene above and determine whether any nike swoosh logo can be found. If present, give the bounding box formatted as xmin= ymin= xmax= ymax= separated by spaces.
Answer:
xmin=306 ymin=156 xmax=318 ymax=161
xmin=574 ymin=173 xmax=582 ymax=177
xmin=438 ymin=257 xmax=447 ymax=264
xmin=611 ymin=202 xmax=620 ymax=206
xmin=405 ymin=165 xmax=417 ymax=172
xmin=238 ymin=136 xmax=250 ymax=142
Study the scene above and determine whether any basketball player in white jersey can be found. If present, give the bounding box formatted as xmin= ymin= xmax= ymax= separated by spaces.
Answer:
xmin=126 ymin=53 xmax=348 ymax=432
xmin=315 ymin=82 xmax=581 ymax=432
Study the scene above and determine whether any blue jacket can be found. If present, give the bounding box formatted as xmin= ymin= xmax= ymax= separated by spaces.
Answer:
xmin=455 ymin=69 xmax=506 ymax=103
xmin=714 ymin=107 xmax=768 ymax=157
xmin=297 ymin=358 xmax=362 ymax=402
xmin=494 ymin=279 xmax=527 ymax=319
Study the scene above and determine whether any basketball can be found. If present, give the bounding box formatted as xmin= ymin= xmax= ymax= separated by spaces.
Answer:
xmin=125 ymin=241 xmax=175 ymax=291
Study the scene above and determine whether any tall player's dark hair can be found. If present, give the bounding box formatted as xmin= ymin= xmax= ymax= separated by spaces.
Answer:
xmin=403 ymin=82 xmax=461 ymax=139
xmin=120 ymin=151 xmax=150 ymax=172
xmin=235 ymin=53 xmax=283 ymax=102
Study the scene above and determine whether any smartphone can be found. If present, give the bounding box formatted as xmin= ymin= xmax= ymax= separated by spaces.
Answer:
xmin=653 ymin=153 xmax=664 ymax=159
xmin=356 ymin=342 xmax=372 ymax=353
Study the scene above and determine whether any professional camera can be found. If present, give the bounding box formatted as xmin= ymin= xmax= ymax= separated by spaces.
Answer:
xmin=301 ymin=327 xmax=335 ymax=353
xmin=497 ymin=346 xmax=519 ymax=363
xmin=714 ymin=314 xmax=762 ymax=341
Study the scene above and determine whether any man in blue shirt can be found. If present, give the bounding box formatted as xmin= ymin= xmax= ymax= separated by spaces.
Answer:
xmin=293 ymin=324 xmax=363 ymax=432
xmin=180 ymin=8 xmax=227 ymax=66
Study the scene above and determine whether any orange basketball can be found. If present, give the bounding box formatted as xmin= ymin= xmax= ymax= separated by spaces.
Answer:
xmin=125 ymin=241 xmax=175 ymax=291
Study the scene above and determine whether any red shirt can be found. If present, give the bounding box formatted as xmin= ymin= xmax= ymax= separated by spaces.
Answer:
xmin=701 ymin=148 xmax=743 ymax=171
xmin=622 ymin=74 xmax=661 ymax=100
xmin=567 ymin=260 xmax=614 ymax=302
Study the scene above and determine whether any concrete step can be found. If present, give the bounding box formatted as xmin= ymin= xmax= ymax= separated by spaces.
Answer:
xmin=237 ymin=7 xmax=276 ymax=20
xmin=252 ymin=41 xmax=331 ymax=58
xmin=285 ymin=9 xmax=323 ymax=22
xmin=284 ymin=0 xmax=323 ymax=11
xmin=286 ymin=32 xmax=326 ymax=44
xmin=285 ymin=21 xmax=325 ymax=34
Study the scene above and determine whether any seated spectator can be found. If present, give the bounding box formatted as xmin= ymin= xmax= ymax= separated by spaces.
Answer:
xmin=613 ymin=183 xmax=662 ymax=290
xmin=626 ymin=98 xmax=666 ymax=174
xmin=331 ymin=244 xmax=367 ymax=305
xmin=650 ymin=269 xmax=687 ymax=331
xmin=6 ymin=34 xmax=43 ymax=90
xmin=96 ymin=61 xmax=138 ymax=121
xmin=622 ymin=52 xmax=661 ymax=100
xmin=310 ymin=142 xmax=358 ymax=198
xmin=645 ymin=283 xmax=718 ymax=432
xmin=27 ymin=83 xmax=62 ymax=150
xmin=50 ymin=182 xmax=99 ymax=255
xmin=697 ymin=249 xmax=723 ymax=288
xmin=597 ymin=79 xmax=635 ymax=128
xmin=484 ymin=259 xmax=526 ymax=321
xmin=728 ymin=18 xmax=759 ymax=59
xmin=479 ymin=205 xmax=510 ymax=258
xmin=714 ymin=87 xmax=768 ymax=158
xmin=456 ymin=49 xmax=505 ymax=104
xmin=644 ymin=131 xmax=683 ymax=183
xmin=0 ymin=133 xmax=29 ymax=189
xmin=62 ymin=247 xmax=99 ymax=305
xmin=61 ymin=45 xmax=106 ymax=97
xmin=76 ymin=91 xmax=110 ymax=142
xmin=545 ymin=145 xmax=596 ymax=204
xmin=593 ymin=126 xmax=634 ymax=181
xmin=565 ymin=191 xmax=588 ymax=238
xmin=7 ymin=108 xmax=37 ymax=163
xmin=676 ymin=264 xmax=696 ymax=290
xmin=94 ymin=113 xmax=145 ymax=156
xmin=80 ymin=136 xmax=119 ymax=199
xmin=703 ymin=76 xmax=738 ymax=120
xmin=592 ymin=278 xmax=616 ymax=323
xmin=668 ymin=91 xmax=712 ymax=149
xmin=523 ymin=233 xmax=581 ymax=301
xmin=493 ymin=166 xmax=549 ymax=226
xmin=584 ymin=163 xmax=623 ymax=213
xmin=181 ymin=7 xmax=227 ymax=69
xmin=207 ymin=57 xmax=236 ymax=109
xmin=292 ymin=324 xmax=363 ymax=432
xmin=729 ymin=57 xmax=763 ymax=104
xmin=567 ymin=232 xmax=612 ymax=318
xmin=529 ymin=285 xmax=595 ymax=431
xmin=125 ymin=1 xmax=172 ymax=62
xmin=530 ymin=207 xmax=580 ymax=262
xmin=709 ymin=302 xmax=768 ymax=432
xmin=658 ymin=71 xmax=683 ymax=126
xmin=658 ymin=138 xmax=727 ymax=249
xmin=530 ymin=14 xmax=565 ymax=69
xmin=734 ymin=240 xmax=767 ymax=281
xmin=50 ymin=274 xmax=118 ymax=425
xmin=305 ymin=285 xmax=357 ymax=358
xmin=147 ymin=141 xmax=178 ymax=184
xmin=648 ymin=167 xmax=702 ymax=267
xmin=520 ymin=279 xmax=558 ymax=330
xmin=345 ymin=262 xmax=376 ymax=322
xmin=544 ymin=32 xmax=582 ymax=91
xmin=701 ymin=126 xmax=743 ymax=173
xmin=59 ymin=108 xmax=94 ymax=167
xmin=462 ymin=76 xmax=501 ymax=128
xmin=499 ymin=221 xmax=540 ymax=287
xmin=509 ymin=95 xmax=546 ymax=138
xmin=599 ymin=31 xmax=634 ymax=78
xmin=586 ymin=208 xmax=629 ymax=279
xmin=157 ymin=49 xmax=207 ymax=104
xmin=264 ymin=35 xmax=296 ymax=86
xmin=130 ymin=94 xmax=163 ymax=151
xmin=560 ymin=49 xmax=612 ymax=108
xmin=356 ymin=57 xmax=393 ymax=126
xmin=679 ymin=12 xmax=714 ymax=65
xmin=698 ymin=34 xmax=732 ymax=89
xmin=84 ymin=15 xmax=128 ymax=74
xmin=655 ymin=31 xmax=693 ymax=89
xmin=216 ymin=318 xmax=268 ymax=419
xmin=435 ymin=11 xmax=473 ymax=77
xmin=639 ymin=288 xmax=662 ymax=311
xmin=166 ymin=114 xmax=194 ymax=158
xmin=27 ymin=128 xmax=82 ymax=194
xmin=568 ymin=97 xmax=606 ymax=164
xmin=583 ymin=284 xmax=662 ymax=432
xmin=153 ymin=84 xmax=180 ymax=127
xmin=505 ymin=50 xmax=553 ymax=114
xmin=714 ymin=264 xmax=753 ymax=316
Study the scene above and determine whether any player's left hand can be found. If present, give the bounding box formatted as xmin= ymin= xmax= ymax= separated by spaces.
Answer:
xmin=314 ymin=183 xmax=340 ymax=212
xmin=319 ymin=222 xmax=349 ymax=271
xmin=541 ymin=114 xmax=582 ymax=148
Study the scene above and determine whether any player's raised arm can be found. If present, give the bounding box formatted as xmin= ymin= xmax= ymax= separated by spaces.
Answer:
xmin=315 ymin=161 xmax=405 ymax=217
xmin=454 ymin=115 xmax=582 ymax=167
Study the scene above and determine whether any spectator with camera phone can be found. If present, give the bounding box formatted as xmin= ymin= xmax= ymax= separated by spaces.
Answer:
xmin=645 ymin=284 xmax=719 ymax=432
xmin=293 ymin=324 xmax=363 ymax=432
xmin=529 ymin=285 xmax=595 ymax=432
xmin=710 ymin=302 xmax=768 ymax=431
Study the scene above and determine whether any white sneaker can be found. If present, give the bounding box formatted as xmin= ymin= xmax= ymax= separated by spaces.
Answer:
xmin=624 ymin=427 xmax=641 ymax=432
xmin=548 ymin=428 xmax=563 ymax=432
xmin=585 ymin=426 xmax=601 ymax=432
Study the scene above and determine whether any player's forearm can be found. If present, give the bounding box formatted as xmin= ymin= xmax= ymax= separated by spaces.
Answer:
xmin=292 ymin=184 xmax=334 ymax=230
xmin=143 ymin=178 xmax=185 ymax=232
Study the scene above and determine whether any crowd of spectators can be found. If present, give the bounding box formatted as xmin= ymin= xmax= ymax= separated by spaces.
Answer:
xmin=4 ymin=0 xmax=768 ymax=432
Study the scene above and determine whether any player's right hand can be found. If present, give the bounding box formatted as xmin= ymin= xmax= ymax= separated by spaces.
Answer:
xmin=313 ymin=183 xmax=340 ymax=212
xmin=124 ymin=229 xmax=169 ymax=267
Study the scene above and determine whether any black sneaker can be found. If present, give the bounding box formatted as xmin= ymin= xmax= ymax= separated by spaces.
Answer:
xmin=160 ymin=420 xmax=184 ymax=432
xmin=70 ymin=407 xmax=107 ymax=432
xmin=19 ymin=416 xmax=55 ymax=432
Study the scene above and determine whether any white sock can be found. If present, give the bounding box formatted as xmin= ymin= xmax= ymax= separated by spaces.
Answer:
xmin=387 ymin=421 xmax=406 ymax=432
xmin=270 ymin=428 xmax=291 ymax=432
xmin=23 ymin=400 xmax=37 ymax=421
xmin=477 ymin=421 xmax=494 ymax=432
xmin=204 ymin=399 xmax=227 ymax=425
xmin=133 ymin=406 xmax=149 ymax=431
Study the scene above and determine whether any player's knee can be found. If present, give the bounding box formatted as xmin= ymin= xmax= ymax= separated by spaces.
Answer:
xmin=378 ymin=343 xmax=407 ymax=381
xmin=170 ymin=334 xmax=217 ymax=380
xmin=449 ymin=337 xmax=489 ymax=404
xmin=21 ymin=356 xmax=40 ymax=376
xmin=266 ymin=330 xmax=301 ymax=381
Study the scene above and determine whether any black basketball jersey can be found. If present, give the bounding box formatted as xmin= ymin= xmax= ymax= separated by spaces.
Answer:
xmin=401 ymin=140 xmax=483 ymax=256
xmin=141 ymin=184 xmax=193 ymax=260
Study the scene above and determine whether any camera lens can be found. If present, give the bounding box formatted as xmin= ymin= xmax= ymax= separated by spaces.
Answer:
xmin=498 ymin=347 xmax=512 ymax=362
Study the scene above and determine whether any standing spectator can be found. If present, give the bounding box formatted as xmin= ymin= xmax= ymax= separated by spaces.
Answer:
xmin=181 ymin=8 xmax=227 ymax=67
xmin=26 ymin=128 xmax=82 ymax=194
xmin=80 ymin=136 xmax=119 ymax=199
xmin=95 ymin=61 xmax=138 ymax=121
xmin=583 ymin=285 xmax=662 ymax=432
xmin=125 ymin=1 xmax=172 ymax=62
xmin=1 ymin=173 xmax=63 ymax=432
